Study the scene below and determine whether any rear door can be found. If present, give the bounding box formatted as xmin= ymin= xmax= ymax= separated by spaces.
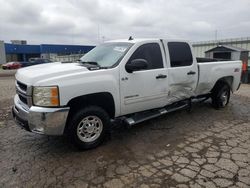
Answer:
xmin=164 ymin=42 xmax=198 ymax=103
xmin=120 ymin=41 xmax=169 ymax=115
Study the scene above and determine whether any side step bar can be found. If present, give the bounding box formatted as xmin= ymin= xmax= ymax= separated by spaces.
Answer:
xmin=125 ymin=102 xmax=189 ymax=126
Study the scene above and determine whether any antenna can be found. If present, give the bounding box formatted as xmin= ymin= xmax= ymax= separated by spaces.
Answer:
xmin=98 ymin=24 xmax=100 ymax=44
xmin=128 ymin=36 xmax=133 ymax=40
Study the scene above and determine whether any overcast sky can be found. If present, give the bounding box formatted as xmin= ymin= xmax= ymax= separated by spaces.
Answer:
xmin=0 ymin=0 xmax=250 ymax=45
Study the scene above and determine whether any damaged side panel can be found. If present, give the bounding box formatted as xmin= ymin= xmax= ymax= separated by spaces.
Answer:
xmin=167 ymin=66 xmax=198 ymax=103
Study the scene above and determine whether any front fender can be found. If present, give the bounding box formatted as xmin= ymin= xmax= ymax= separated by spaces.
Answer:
xmin=59 ymin=69 xmax=121 ymax=116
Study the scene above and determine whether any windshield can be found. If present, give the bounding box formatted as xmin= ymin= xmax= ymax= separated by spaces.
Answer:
xmin=80 ymin=42 xmax=133 ymax=68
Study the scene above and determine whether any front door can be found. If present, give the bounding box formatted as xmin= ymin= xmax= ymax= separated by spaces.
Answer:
xmin=120 ymin=42 xmax=169 ymax=115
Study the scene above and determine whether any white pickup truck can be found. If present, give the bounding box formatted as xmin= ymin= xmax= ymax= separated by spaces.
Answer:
xmin=12 ymin=38 xmax=242 ymax=149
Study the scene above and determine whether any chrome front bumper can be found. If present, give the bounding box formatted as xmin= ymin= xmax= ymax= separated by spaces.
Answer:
xmin=12 ymin=95 xmax=70 ymax=135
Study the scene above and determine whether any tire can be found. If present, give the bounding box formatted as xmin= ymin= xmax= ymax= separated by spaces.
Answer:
xmin=211 ymin=83 xmax=231 ymax=109
xmin=68 ymin=106 xmax=110 ymax=150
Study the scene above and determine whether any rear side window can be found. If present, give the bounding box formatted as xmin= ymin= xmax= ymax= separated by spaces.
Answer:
xmin=168 ymin=42 xmax=193 ymax=67
xmin=129 ymin=43 xmax=163 ymax=69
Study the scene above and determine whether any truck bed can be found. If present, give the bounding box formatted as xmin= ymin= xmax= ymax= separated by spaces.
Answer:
xmin=195 ymin=60 xmax=242 ymax=95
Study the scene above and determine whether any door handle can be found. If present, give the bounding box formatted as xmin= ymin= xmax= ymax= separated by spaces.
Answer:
xmin=187 ymin=71 xmax=196 ymax=75
xmin=156 ymin=74 xmax=167 ymax=79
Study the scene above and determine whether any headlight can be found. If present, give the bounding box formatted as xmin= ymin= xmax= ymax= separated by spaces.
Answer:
xmin=33 ymin=86 xmax=60 ymax=107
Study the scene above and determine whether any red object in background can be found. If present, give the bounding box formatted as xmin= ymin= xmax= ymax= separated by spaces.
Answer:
xmin=2 ymin=62 xmax=22 ymax=70
xmin=242 ymin=61 xmax=247 ymax=72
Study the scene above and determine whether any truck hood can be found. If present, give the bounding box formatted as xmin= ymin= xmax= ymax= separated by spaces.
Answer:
xmin=16 ymin=62 xmax=88 ymax=85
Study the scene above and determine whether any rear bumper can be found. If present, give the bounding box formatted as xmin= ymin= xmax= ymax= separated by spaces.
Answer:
xmin=12 ymin=94 xmax=70 ymax=135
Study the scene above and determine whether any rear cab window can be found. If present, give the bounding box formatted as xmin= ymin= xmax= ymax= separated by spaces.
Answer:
xmin=168 ymin=42 xmax=193 ymax=67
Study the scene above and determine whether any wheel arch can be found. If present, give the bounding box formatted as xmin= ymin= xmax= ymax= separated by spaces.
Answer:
xmin=64 ymin=92 xmax=115 ymax=134
xmin=211 ymin=76 xmax=233 ymax=93
xmin=66 ymin=92 xmax=115 ymax=118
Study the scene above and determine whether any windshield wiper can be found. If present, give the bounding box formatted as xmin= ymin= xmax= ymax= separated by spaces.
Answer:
xmin=79 ymin=60 xmax=110 ymax=70
xmin=80 ymin=61 xmax=100 ymax=66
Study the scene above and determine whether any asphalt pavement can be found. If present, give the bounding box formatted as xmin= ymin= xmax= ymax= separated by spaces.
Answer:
xmin=0 ymin=76 xmax=249 ymax=188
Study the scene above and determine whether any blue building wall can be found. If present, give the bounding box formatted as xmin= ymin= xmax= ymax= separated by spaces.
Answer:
xmin=4 ymin=43 xmax=95 ymax=62
xmin=4 ymin=43 xmax=95 ymax=55
xmin=40 ymin=44 xmax=94 ymax=54
xmin=5 ymin=43 xmax=40 ymax=54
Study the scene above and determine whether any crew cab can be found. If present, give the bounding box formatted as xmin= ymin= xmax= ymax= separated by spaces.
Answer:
xmin=12 ymin=38 xmax=242 ymax=149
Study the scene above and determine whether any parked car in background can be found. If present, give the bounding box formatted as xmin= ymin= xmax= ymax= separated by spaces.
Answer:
xmin=2 ymin=58 xmax=52 ymax=70
xmin=21 ymin=58 xmax=52 ymax=67
xmin=29 ymin=58 xmax=51 ymax=64
xmin=19 ymin=61 xmax=31 ymax=68
xmin=2 ymin=61 xmax=22 ymax=70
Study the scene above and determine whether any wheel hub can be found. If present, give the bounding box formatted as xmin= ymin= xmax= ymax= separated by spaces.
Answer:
xmin=221 ymin=90 xmax=229 ymax=106
xmin=77 ymin=115 xmax=103 ymax=143
xmin=86 ymin=124 xmax=95 ymax=133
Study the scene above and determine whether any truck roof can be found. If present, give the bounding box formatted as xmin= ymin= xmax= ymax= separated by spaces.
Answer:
xmin=107 ymin=38 xmax=189 ymax=44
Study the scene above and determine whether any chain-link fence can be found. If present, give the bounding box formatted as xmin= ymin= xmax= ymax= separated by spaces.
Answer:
xmin=42 ymin=53 xmax=85 ymax=63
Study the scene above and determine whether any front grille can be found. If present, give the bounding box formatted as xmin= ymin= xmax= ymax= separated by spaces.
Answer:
xmin=16 ymin=80 xmax=30 ymax=106
xmin=19 ymin=94 xmax=28 ymax=104
xmin=17 ymin=81 xmax=27 ymax=93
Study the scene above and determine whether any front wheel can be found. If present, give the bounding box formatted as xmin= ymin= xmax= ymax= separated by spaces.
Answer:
xmin=68 ymin=106 xmax=110 ymax=150
xmin=211 ymin=83 xmax=231 ymax=109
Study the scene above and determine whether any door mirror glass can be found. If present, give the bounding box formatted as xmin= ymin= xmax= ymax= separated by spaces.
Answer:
xmin=125 ymin=59 xmax=148 ymax=73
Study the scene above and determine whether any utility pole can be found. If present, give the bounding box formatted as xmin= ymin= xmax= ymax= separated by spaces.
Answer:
xmin=71 ymin=30 xmax=74 ymax=45
xmin=215 ymin=30 xmax=218 ymax=41
xmin=97 ymin=24 xmax=100 ymax=44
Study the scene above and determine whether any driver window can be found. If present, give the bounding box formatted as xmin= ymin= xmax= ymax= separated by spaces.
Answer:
xmin=128 ymin=43 xmax=163 ymax=70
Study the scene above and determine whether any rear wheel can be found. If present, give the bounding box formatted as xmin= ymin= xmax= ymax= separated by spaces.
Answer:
xmin=211 ymin=83 xmax=230 ymax=109
xmin=68 ymin=106 xmax=110 ymax=150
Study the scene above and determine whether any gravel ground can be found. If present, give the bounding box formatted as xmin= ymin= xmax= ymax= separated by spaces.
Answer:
xmin=0 ymin=69 xmax=17 ymax=78
xmin=0 ymin=77 xmax=249 ymax=188
xmin=0 ymin=77 xmax=15 ymax=120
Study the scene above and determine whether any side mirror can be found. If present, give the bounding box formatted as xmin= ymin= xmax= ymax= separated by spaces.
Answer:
xmin=125 ymin=59 xmax=148 ymax=73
